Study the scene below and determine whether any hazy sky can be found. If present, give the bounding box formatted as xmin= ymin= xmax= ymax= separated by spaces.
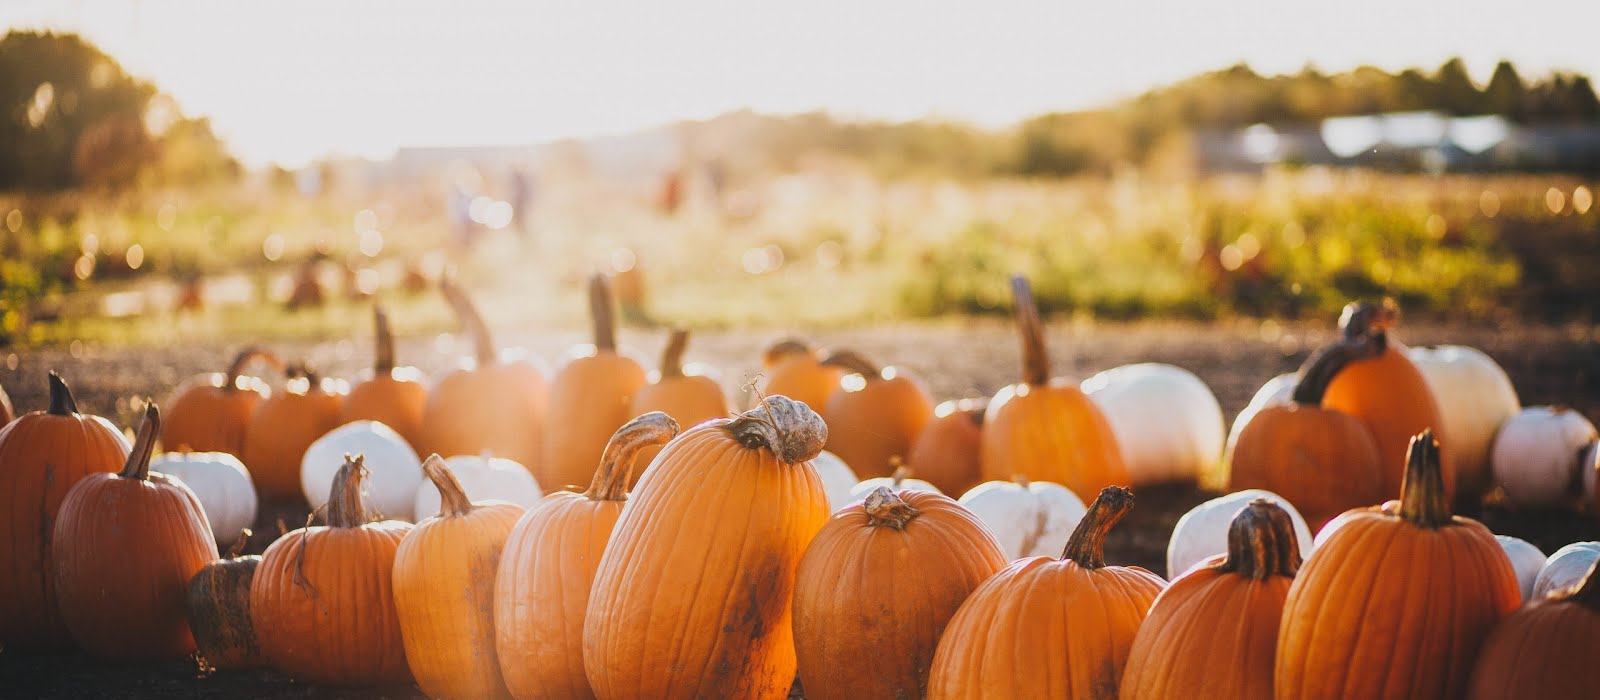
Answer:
xmin=4 ymin=0 xmax=1595 ymax=167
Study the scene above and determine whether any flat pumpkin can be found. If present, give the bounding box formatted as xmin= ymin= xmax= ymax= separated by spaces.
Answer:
xmin=341 ymin=304 xmax=429 ymax=449
xmin=1468 ymin=558 xmax=1600 ymax=700
xmin=627 ymin=328 xmax=728 ymax=480
xmin=187 ymin=530 xmax=265 ymax=671
xmin=242 ymin=365 xmax=346 ymax=502
xmin=163 ymin=348 xmax=281 ymax=456
xmin=541 ymin=274 xmax=648 ymax=490
xmin=906 ymin=398 xmax=987 ymax=496
xmin=821 ymin=350 xmax=934 ymax=479
xmin=761 ymin=339 xmax=843 ymax=414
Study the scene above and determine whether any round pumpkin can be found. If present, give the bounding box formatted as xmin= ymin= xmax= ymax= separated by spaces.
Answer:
xmin=1219 ymin=371 xmax=1298 ymax=489
xmin=302 ymin=420 xmax=423 ymax=520
xmin=1082 ymin=362 xmax=1225 ymax=486
xmin=958 ymin=476 xmax=1087 ymax=561
xmin=1496 ymin=535 xmax=1546 ymax=603
xmin=1467 ymin=556 xmax=1600 ymax=699
xmin=812 ymin=449 xmax=860 ymax=512
xmin=53 ymin=404 xmax=220 ymax=661
xmin=341 ymin=304 xmax=428 ymax=449
xmin=150 ymin=451 xmax=258 ymax=549
xmin=760 ymin=338 xmax=843 ymax=414
xmin=164 ymin=348 xmax=281 ymax=456
xmin=584 ymin=396 xmax=830 ymax=699
xmin=1167 ymin=489 xmax=1314 ymax=580
xmin=1407 ymin=345 xmax=1520 ymax=505
xmin=627 ymin=328 xmax=728 ymax=480
xmin=1533 ymin=542 xmax=1600 ymax=599
xmin=414 ymin=453 xmax=541 ymax=521
xmin=849 ymin=462 xmax=942 ymax=500
xmin=243 ymin=366 xmax=346 ymax=502
xmin=1490 ymin=406 xmax=1597 ymax=508
xmin=186 ymin=531 xmax=265 ymax=671
xmin=821 ymin=350 xmax=934 ymax=479
xmin=906 ymin=398 xmax=987 ymax=496
xmin=541 ymin=273 xmax=648 ymax=490
xmin=794 ymin=488 xmax=1007 ymax=700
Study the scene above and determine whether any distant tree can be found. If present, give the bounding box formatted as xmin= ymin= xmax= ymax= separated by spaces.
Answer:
xmin=1484 ymin=61 xmax=1526 ymax=120
xmin=1433 ymin=58 xmax=1484 ymax=115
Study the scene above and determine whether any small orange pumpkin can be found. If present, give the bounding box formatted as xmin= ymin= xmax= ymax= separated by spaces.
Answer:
xmin=541 ymin=274 xmax=648 ymax=490
xmin=164 ymin=348 xmax=282 ymax=455
xmin=627 ymin=328 xmax=728 ymax=479
xmin=821 ymin=350 xmax=935 ymax=479
xmin=1468 ymin=558 xmax=1600 ymax=699
xmin=761 ymin=339 xmax=843 ymax=414
xmin=906 ymin=398 xmax=988 ymax=496
xmin=341 ymin=304 xmax=428 ymax=449
xmin=242 ymin=364 xmax=346 ymax=501
xmin=186 ymin=529 xmax=265 ymax=671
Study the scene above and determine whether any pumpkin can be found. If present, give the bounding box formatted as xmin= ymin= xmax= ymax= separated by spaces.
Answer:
xmin=906 ymin=398 xmax=987 ymax=495
xmin=242 ymin=364 xmax=346 ymax=501
xmin=1496 ymin=535 xmax=1546 ymax=602
xmin=1275 ymin=431 xmax=1520 ymax=700
xmin=1490 ymin=406 xmax=1596 ymax=508
xmin=251 ymin=455 xmax=414 ymax=686
xmin=413 ymin=453 xmax=541 ymax=521
xmin=926 ymin=486 xmax=1165 ymax=699
xmin=164 ymin=348 xmax=281 ymax=456
xmin=849 ymin=462 xmax=942 ymax=500
xmin=981 ymin=275 xmax=1127 ymax=501
xmin=958 ymin=476 xmax=1087 ymax=561
xmin=627 ymin=327 xmax=728 ymax=479
xmin=821 ymin=350 xmax=934 ymax=479
xmin=760 ymin=338 xmax=843 ymax=414
xmin=1467 ymin=557 xmax=1600 ymax=699
xmin=422 ymin=277 xmax=549 ymax=472
xmin=793 ymin=488 xmax=1007 ymax=700
xmin=584 ymin=396 xmax=830 ymax=699
xmin=495 ymin=412 xmax=680 ymax=700
xmin=812 ymin=449 xmax=860 ymax=512
xmin=541 ymin=273 xmax=648 ymax=490
xmin=1532 ymin=542 xmax=1600 ymax=599
xmin=1167 ymin=489 xmax=1315 ymax=580
xmin=1122 ymin=499 xmax=1303 ymax=700
xmin=341 ymin=304 xmax=429 ymax=449
xmin=187 ymin=530 xmax=265 ymax=671
xmin=0 ymin=372 xmax=129 ymax=649
xmin=393 ymin=455 xmax=524 ymax=700
xmin=53 ymin=404 xmax=219 ymax=661
xmin=1407 ymin=345 xmax=1520 ymax=505
xmin=1218 ymin=372 xmax=1297 ymax=489
xmin=1082 ymin=362 xmax=1225 ymax=486
xmin=302 ymin=421 xmax=423 ymax=520
xmin=1226 ymin=336 xmax=1386 ymax=530
xmin=150 ymin=451 xmax=258 ymax=549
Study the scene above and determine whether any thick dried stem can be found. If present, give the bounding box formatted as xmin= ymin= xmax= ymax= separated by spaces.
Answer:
xmin=119 ymin=403 xmax=161 ymax=481
xmin=1291 ymin=335 xmax=1384 ymax=405
xmin=47 ymin=371 xmax=79 ymax=415
xmin=224 ymin=348 xmax=284 ymax=392
xmin=1216 ymin=499 xmax=1302 ymax=579
xmin=372 ymin=305 xmax=395 ymax=373
xmin=227 ymin=529 xmax=252 ymax=559
xmin=724 ymin=395 xmax=829 ymax=466
xmin=820 ymin=350 xmax=882 ymax=380
xmin=1337 ymin=298 xmax=1399 ymax=350
xmin=440 ymin=277 xmax=497 ymax=367
xmin=585 ymin=412 xmax=681 ymax=501
xmin=1061 ymin=486 xmax=1135 ymax=569
xmin=1398 ymin=430 xmax=1451 ymax=528
xmin=659 ymin=328 xmax=690 ymax=380
xmin=422 ymin=454 xmax=473 ymax=518
xmin=762 ymin=339 xmax=814 ymax=367
xmin=1010 ymin=275 xmax=1050 ymax=386
xmin=864 ymin=486 xmax=919 ymax=530
xmin=325 ymin=454 xmax=371 ymax=529
xmin=1568 ymin=558 xmax=1600 ymax=609
xmin=589 ymin=273 xmax=618 ymax=352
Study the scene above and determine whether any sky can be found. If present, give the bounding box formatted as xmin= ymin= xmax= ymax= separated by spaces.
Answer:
xmin=4 ymin=0 xmax=1597 ymax=167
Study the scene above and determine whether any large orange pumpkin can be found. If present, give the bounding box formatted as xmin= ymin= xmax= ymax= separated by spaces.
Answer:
xmin=1275 ymin=431 xmax=1519 ymax=700
xmin=0 ymin=372 xmax=129 ymax=650
xmin=627 ymin=328 xmax=727 ymax=480
xmin=761 ymin=339 xmax=843 ymax=414
xmin=793 ymin=487 xmax=1007 ymax=700
xmin=1468 ymin=558 xmax=1600 ymax=699
xmin=1121 ymin=498 xmax=1303 ymax=700
xmin=821 ymin=350 xmax=934 ymax=479
xmin=981 ymin=275 xmax=1127 ymax=501
xmin=394 ymin=455 xmax=524 ymax=700
xmin=251 ymin=455 xmax=414 ymax=687
xmin=53 ymin=404 xmax=219 ymax=661
xmin=495 ymin=412 xmax=680 ymax=700
xmin=341 ymin=305 xmax=428 ymax=449
xmin=541 ymin=274 xmax=648 ymax=490
xmin=906 ymin=398 xmax=987 ymax=495
xmin=927 ymin=486 xmax=1165 ymax=699
xmin=186 ymin=530 xmax=265 ymax=671
xmin=584 ymin=396 xmax=830 ymax=699
xmin=242 ymin=364 xmax=346 ymax=501
xmin=164 ymin=348 xmax=281 ymax=455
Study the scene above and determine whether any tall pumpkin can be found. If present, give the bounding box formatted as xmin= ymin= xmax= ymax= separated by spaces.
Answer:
xmin=793 ymin=487 xmax=1007 ymax=700
xmin=1121 ymin=499 xmax=1303 ymax=700
xmin=341 ymin=304 xmax=428 ymax=448
xmin=927 ymin=486 xmax=1165 ymax=699
xmin=1275 ymin=431 xmax=1519 ymax=700
xmin=981 ymin=275 xmax=1127 ymax=501
xmin=187 ymin=530 xmax=265 ymax=671
xmin=1468 ymin=559 xmax=1600 ymax=699
xmin=164 ymin=347 xmax=281 ymax=456
xmin=583 ymin=396 xmax=830 ymax=699
xmin=251 ymin=455 xmax=414 ymax=686
xmin=821 ymin=350 xmax=934 ymax=479
xmin=394 ymin=455 xmax=524 ymax=700
xmin=53 ymin=404 xmax=219 ymax=661
xmin=495 ymin=412 xmax=680 ymax=700
xmin=0 ymin=372 xmax=129 ymax=649
xmin=541 ymin=274 xmax=648 ymax=490
xmin=627 ymin=328 xmax=728 ymax=479
xmin=906 ymin=398 xmax=987 ymax=496
xmin=761 ymin=339 xmax=843 ymax=413
xmin=242 ymin=364 xmax=346 ymax=501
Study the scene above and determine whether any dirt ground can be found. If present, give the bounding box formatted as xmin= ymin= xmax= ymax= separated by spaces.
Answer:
xmin=3 ymin=319 xmax=1599 ymax=698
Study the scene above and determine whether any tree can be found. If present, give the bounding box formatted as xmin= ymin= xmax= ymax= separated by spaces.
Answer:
xmin=1433 ymin=58 xmax=1484 ymax=115
xmin=1484 ymin=60 xmax=1526 ymax=121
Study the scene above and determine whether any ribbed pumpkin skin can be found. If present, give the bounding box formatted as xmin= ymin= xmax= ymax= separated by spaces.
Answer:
xmin=823 ymin=374 xmax=934 ymax=479
xmin=1121 ymin=562 xmax=1293 ymax=699
xmin=187 ymin=555 xmax=265 ymax=670
xmin=981 ymin=380 xmax=1128 ymax=502
xmin=1227 ymin=404 xmax=1385 ymax=529
xmin=423 ymin=362 xmax=547 ymax=469
xmin=1322 ymin=345 xmax=1454 ymax=501
xmin=906 ymin=405 xmax=986 ymax=496
xmin=1467 ymin=591 xmax=1600 ymax=699
xmin=243 ymin=384 xmax=345 ymax=500
xmin=627 ymin=375 xmax=727 ymax=481
xmin=793 ymin=490 xmax=1006 ymax=700
xmin=764 ymin=355 xmax=842 ymax=414
xmin=583 ymin=421 xmax=829 ymax=699
xmin=343 ymin=372 xmax=428 ymax=450
xmin=540 ymin=353 xmax=647 ymax=490
xmin=164 ymin=377 xmax=265 ymax=455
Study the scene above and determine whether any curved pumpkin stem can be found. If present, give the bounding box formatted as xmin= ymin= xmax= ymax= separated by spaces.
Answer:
xmin=47 ymin=371 xmax=79 ymax=415
xmin=888 ymin=461 xmax=910 ymax=487
xmin=820 ymin=350 xmax=881 ymax=380
xmin=1010 ymin=275 xmax=1050 ymax=386
xmin=227 ymin=529 xmax=252 ymax=559
xmin=1568 ymin=558 xmax=1600 ymax=609
xmin=659 ymin=328 xmax=689 ymax=380
xmin=762 ymin=338 xmax=814 ymax=367
xmin=325 ymin=454 xmax=371 ymax=529
xmin=1061 ymin=486 xmax=1134 ymax=570
xmin=1337 ymin=298 xmax=1399 ymax=348
xmin=224 ymin=348 xmax=284 ymax=392
xmin=1216 ymin=499 xmax=1301 ymax=579
xmin=590 ymin=273 xmax=618 ymax=353
xmin=864 ymin=486 xmax=919 ymax=530
xmin=372 ymin=304 xmax=396 ymax=374
xmin=724 ymin=395 xmax=829 ymax=466
xmin=1398 ymin=430 xmax=1451 ymax=529
xmin=440 ymin=276 xmax=497 ymax=368
xmin=422 ymin=454 xmax=474 ymax=518
xmin=585 ymin=412 xmax=681 ymax=501
xmin=118 ymin=403 xmax=161 ymax=481
xmin=1290 ymin=335 xmax=1383 ymax=405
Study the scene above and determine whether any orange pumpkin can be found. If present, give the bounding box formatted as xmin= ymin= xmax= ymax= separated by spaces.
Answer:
xmin=186 ymin=530 xmax=265 ymax=671
xmin=1468 ymin=558 xmax=1600 ymax=699
xmin=53 ymin=404 xmax=219 ymax=661
xmin=761 ymin=339 xmax=843 ymax=414
xmin=541 ymin=274 xmax=647 ymax=490
xmin=584 ymin=396 xmax=830 ymax=699
xmin=1276 ymin=431 xmax=1519 ymax=700
xmin=906 ymin=398 xmax=987 ymax=495
xmin=627 ymin=328 xmax=728 ymax=480
xmin=0 ymin=372 xmax=129 ymax=650
xmin=981 ymin=276 xmax=1127 ymax=501
xmin=242 ymin=364 xmax=346 ymax=501
xmin=495 ymin=412 xmax=680 ymax=700
xmin=251 ymin=455 xmax=414 ymax=687
xmin=927 ymin=486 xmax=1165 ymax=699
xmin=1121 ymin=499 xmax=1303 ymax=700
xmin=164 ymin=348 xmax=281 ymax=455
xmin=821 ymin=350 xmax=934 ymax=478
xmin=394 ymin=455 xmax=524 ymax=700
xmin=794 ymin=487 xmax=1007 ymax=700
xmin=341 ymin=304 xmax=428 ymax=448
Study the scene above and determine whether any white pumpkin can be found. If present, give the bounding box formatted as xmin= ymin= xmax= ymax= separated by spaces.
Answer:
xmin=1167 ymin=489 xmax=1315 ymax=580
xmin=1219 ymin=371 xmax=1297 ymax=488
xmin=1082 ymin=363 xmax=1225 ymax=486
xmin=1494 ymin=534 xmax=1546 ymax=603
xmin=301 ymin=420 xmax=423 ymax=520
xmin=413 ymin=453 xmax=542 ymax=520
xmin=149 ymin=451 xmax=257 ymax=548
xmin=849 ymin=467 xmax=941 ymax=501
xmin=1407 ymin=345 xmax=1520 ymax=499
xmin=1490 ymin=406 xmax=1597 ymax=508
xmin=957 ymin=478 xmax=1087 ymax=560
xmin=812 ymin=450 xmax=860 ymax=512
xmin=1532 ymin=541 xmax=1600 ymax=599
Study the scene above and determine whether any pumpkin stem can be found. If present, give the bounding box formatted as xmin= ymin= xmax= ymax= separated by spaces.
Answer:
xmin=372 ymin=304 xmax=396 ymax=374
xmin=440 ymin=276 xmax=498 ymax=368
xmin=820 ymin=350 xmax=881 ymax=380
xmin=1013 ymin=474 xmax=1031 ymax=488
xmin=864 ymin=486 xmax=919 ymax=530
xmin=762 ymin=338 xmax=814 ymax=367
xmin=119 ymin=403 xmax=161 ymax=481
xmin=889 ymin=461 xmax=910 ymax=487
xmin=46 ymin=371 xmax=79 ymax=415
xmin=1060 ymin=486 xmax=1134 ymax=569
xmin=1216 ymin=499 xmax=1302 ymax=579
xmin=422 ymin=454 xmax=475 ymax=518
xmin=1398 ymin=430 xmax=1451 ymax=528
xmin=590 ymin=273 xmax=618 ymax=353
xmin=1010 ymin=275 xmax=1050 ymax=386
xmin=1290 ymin=334 xmax=1385 ymax=405
xmin=1337 ymin=298 xmax=1399 ymax=347
xmin=325 ymin=454 xmax=371 ymax=528
xmin=1567 ymin=558 xmax=1600 ymax=609
xmin=227 ymin=529 xmax=252 ymax=558
xmin=584 ymin=412 xmax=682 ymax=501
xmin=659 ymin=328 xmax=690 ymax=380
xmin=724 ymin=395 xmax=829 ymax=466
xmin=223 ymin=348 xmax=284 ymax=392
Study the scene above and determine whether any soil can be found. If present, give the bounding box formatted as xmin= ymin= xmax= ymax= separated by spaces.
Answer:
xmin=3 ymin=319 xmax=1599 ymax=698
